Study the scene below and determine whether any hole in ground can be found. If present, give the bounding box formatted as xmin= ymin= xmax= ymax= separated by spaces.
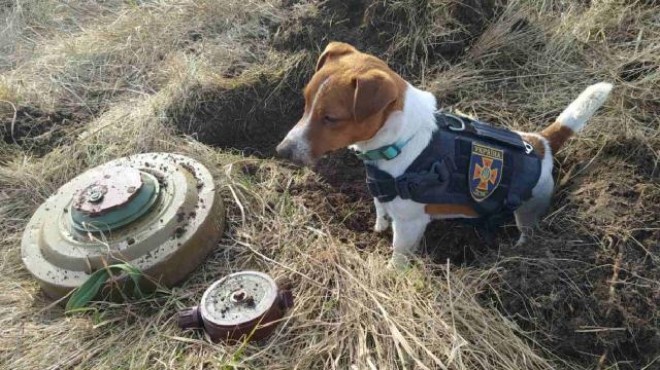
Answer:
xmin=170 ymin=55 xmax=314 ymax=157
xmin=171 ymin=80 xmax=303 ymax=157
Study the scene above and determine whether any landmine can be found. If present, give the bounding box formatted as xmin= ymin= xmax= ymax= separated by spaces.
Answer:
xmin=21 ymin=153 xmax=225 ymax=301
xmin=177 ymin=271 xmax=294 ymax=342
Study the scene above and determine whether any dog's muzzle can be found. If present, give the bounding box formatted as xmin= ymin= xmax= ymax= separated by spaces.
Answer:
xmin=276 ymin=139 xmax=314 ymax=166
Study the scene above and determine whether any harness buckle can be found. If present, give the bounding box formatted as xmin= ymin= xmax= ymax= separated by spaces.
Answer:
xmin=523 ymin=141 xmax=534 ymax=154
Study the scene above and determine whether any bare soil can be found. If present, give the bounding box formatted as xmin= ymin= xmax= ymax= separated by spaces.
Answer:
xmin=1 ymin=105 xmax=88 ymax=156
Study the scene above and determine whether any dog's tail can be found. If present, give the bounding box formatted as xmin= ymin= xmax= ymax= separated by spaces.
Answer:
xmin=540 ymin=82 xmax=613 ymax=153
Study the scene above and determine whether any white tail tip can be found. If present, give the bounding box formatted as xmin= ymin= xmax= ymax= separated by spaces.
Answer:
xmin=557 ymin=82 xmax=613 ymax=132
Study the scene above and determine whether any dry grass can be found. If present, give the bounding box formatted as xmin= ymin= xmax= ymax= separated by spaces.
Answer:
xmin=1 ymin=0 xmax=658 ymax=369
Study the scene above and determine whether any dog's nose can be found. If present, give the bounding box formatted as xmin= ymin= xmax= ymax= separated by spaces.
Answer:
xmin=276 ymin=140 xmax=294 ymax=160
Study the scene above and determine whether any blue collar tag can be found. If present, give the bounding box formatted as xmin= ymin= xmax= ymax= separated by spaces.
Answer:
xmin=354 ymin=136 xmax=414 ymax=161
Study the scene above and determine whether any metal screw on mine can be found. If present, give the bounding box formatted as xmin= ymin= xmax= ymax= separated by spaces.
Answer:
xmin=85 ymin=185 xmax=106 ymax=203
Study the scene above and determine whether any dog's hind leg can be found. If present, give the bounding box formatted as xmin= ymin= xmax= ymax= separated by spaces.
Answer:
xmin=514 ymin=200 xmax=549 ymax=247
xmin=514 ymin=169 xmax=553 ymax=247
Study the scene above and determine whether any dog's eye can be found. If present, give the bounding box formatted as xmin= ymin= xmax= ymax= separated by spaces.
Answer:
xmin=323 ymin=115 xmax=339 ymax=124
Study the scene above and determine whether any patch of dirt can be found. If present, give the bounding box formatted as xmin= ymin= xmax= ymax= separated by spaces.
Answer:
xmin=477 ymin=146 xmax=660 ymax=368
xmin=1 ymin=105 xmax=86 ymax=156
xmin=272 ymin=0 xmax=371 ymax=54
xmin=598 ymin=135 xmax=659 ymax=179
xmin=291 ymin=150 xmax=389 ymax=253
xmin=365 ymin=0 xmax=499 ymax=67
xmin=273 ymin=0 xmax=500 ymax=76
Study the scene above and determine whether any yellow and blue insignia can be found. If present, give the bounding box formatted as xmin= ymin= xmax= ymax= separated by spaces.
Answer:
xmin=469 ymin=143 xmax=504 ymax=202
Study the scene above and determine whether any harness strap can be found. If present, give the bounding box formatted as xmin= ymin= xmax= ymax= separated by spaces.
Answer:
xmin=366 ymin=160 xmax=452 ymax=202
xmin=436 ymin=112 xmax=530 ymax=151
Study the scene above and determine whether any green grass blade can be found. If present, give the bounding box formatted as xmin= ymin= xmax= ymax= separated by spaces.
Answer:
xmin=64 ymin=263 xmax=144 ymax=313
xmin=65 ymin=268 xmax=110 ymax=313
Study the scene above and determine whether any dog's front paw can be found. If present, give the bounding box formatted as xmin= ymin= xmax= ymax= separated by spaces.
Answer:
xmin=387 ymin=253 xmax=411 ymax=270
xmin=374 ymin=217 xmax=390 ymax=233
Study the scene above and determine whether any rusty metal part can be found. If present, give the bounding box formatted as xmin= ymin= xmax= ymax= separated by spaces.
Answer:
xmin=178 ymin=271 xmax=294 ymax=343
xmin=178 ymin=306 xmax=203 ymax=330
xmin=70 ymin=170 xmax=160 ymax=233
xmin=21 ymin=153 xmax=225 ymax=301
xmin=72 ymin=167 xmax=143 ymax=216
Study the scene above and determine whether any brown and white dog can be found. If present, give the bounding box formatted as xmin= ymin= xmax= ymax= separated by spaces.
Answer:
xmin=276 ymin=42 xmax=612 ymax=267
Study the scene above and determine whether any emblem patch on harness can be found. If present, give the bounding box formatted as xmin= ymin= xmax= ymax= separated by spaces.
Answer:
xmin=469 ymin=143 xmax=503 ymax=202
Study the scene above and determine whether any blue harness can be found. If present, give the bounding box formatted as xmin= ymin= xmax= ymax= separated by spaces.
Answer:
xmin=360 ymin=112 xmax=542 ymax=219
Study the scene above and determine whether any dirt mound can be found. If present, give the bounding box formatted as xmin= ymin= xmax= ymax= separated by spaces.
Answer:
xmin=274 ymin=0 xmax=500 ymax=76
xmin=476 ymin=131 xmax=659 ymax=367
xmin=1 ymin=105 xmax=87 ymax=156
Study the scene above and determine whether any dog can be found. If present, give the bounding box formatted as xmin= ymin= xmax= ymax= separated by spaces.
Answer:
xmin=276 ymin=42 xmax=612 ymax=267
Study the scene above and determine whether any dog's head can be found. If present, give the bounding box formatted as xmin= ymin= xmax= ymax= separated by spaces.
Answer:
xmin=276 ymin=42 xmax=406 ymax=166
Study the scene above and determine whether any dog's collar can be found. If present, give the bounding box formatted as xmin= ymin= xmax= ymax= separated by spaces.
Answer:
xmin=353 ymin=135 xmax=415 ymax=161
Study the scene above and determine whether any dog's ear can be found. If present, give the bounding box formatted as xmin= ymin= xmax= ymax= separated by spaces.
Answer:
xmin=352 ymin=69 xmax=398 ymax=122
xmin=316 ymin=42 xmax=357 ymax=71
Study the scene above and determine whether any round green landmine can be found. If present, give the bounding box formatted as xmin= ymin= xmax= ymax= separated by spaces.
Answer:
xmin=21 ymin=153 xmax=225 ymax=302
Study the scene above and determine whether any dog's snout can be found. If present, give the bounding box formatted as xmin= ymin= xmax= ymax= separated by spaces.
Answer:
xmin=276 ymin=137 xmax=314 ymax=166
xmin=277 ymin=123 xmax=315 ymax=166
xmin=276 ymin=140 xmax=294 ymax=160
